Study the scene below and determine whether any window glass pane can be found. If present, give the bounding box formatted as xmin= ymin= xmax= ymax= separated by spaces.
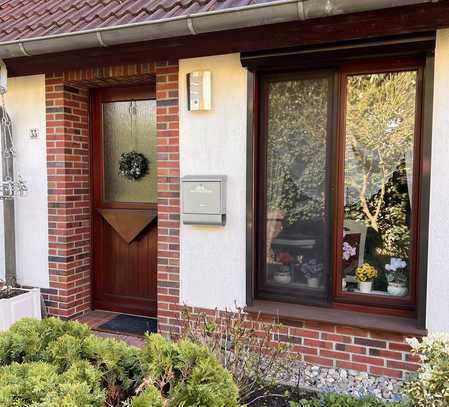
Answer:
xmin=264 ymin=76 xmax=330 ymax=301
xmin=103 ymin=100 xmax=157 ymax=203
xmin=342 ymin=71 xmax=417 ymax=298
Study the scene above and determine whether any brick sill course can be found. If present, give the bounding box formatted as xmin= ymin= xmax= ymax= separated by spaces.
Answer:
xmin=246 ymin=300 xmax=427 ymax=337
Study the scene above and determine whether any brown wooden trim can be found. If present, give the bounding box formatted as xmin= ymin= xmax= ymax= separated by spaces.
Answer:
xmin=93 ymin=298 xmax=157 ymax=317
xmin=246 ymin=300 xmax=427 ymax=336
xmin=416 ymin=55 xmax=434 ymax=329
xmin=241 ymin=35 xmax=435 ymax=72
xmin=5 ymin=2 xmax=448 ymax=77
xmin=246 ymin=71 xmax=257 ymax=306
xmin=331 ymin=67 xmax=345 ymax=308
xmin=333 ymin=301 xmax=414 ymax=319
xmin=96 ymin=85 xmax=155 ymax=103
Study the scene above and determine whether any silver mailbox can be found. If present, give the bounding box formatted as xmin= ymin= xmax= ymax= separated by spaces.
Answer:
xmin=181 ymin=175 xmax=226 ymax=225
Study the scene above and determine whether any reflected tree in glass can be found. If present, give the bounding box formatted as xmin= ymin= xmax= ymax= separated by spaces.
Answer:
xmin=343 ymin=71 xmax=417 ymax=296
xmin=264 ymin=76 xmax=329 ymax=296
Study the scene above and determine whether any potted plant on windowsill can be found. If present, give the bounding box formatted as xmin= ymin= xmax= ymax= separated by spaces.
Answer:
xmin=342 ymin=241 xmax=357 ymax=289
xmin=355 ymin=263 xmax=378 ymax=294
xmin=385 ymin=258 xmax=408 ymax=296
xmin=300 ymin=259 xmax=323 ymax=288
xmin=272 ymin=252 xmax=293 ymax=285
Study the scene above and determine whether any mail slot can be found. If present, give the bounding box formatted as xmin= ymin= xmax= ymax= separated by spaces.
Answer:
xmin=181 ymin=175 xmax=226 ymax=225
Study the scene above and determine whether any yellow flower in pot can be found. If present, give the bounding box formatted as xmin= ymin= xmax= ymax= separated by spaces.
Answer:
xmin=354 ymin=263 xmax=378 ymax=294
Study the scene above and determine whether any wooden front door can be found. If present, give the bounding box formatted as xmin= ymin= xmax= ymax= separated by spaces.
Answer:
xmin=91 ymin=86 xmax=157 ymax=317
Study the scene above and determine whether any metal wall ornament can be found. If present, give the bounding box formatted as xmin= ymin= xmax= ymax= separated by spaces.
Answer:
xmin=0 ymin=95 xmax=27 ymax=200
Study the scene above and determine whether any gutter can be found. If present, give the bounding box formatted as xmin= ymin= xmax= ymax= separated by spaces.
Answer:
xmin=0 ymin=0 xmax=436 ymax=59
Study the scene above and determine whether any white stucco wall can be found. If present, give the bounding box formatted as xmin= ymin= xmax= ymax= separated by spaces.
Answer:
xmin=0 ymin=75 xmax=48 ymax=288
xmin=179 ymin=54 xmax=247 ymax=309
xmin=426 ymin=29 xmax=449 ymax=333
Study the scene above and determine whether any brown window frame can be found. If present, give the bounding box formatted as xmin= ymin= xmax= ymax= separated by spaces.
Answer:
xmin=332 ymin=59 xmax=424 ymax=313
xmin=256 ymin=70 xmax=336 ymax=307
xmin=244 ymin=37 xmax=435 ymax=325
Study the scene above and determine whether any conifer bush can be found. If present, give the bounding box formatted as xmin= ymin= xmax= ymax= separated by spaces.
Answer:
xmin=0 ymin=360 xmax=105 ymax=406
xmin=0 ymin=318 xmax=241 ymax=406
xmin=128 ymin=333 xmax=240 ymax=407
xmin=0 ymin=317 xmax=90 ymax=365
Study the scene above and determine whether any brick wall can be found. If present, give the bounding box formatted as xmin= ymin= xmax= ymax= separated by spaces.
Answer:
xmin=277 ymin=321 xmax=421 ymax=379
xmin=154 ymin=61 xmax=181 ymax=336
xmin=44 ymin=74 xmax=91 ymax=317
xmin=167 ymin=305 xmax=421 ymax=380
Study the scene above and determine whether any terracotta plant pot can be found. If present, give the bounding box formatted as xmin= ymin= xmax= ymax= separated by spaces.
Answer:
xmin=387 ymin=283 xmax=408 ymax=297
xmin=358 ymin=281 xmax=373 ymax=294
xmin=307 ymin=277 xmax=320 ymax=288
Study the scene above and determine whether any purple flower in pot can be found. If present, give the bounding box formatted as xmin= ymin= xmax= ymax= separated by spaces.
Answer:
xmin=301 ymin=259 xmax=323 ymax=288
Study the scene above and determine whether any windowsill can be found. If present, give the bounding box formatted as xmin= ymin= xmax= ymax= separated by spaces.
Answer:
xmin=245 ymin=300 xmax=427 ymax=336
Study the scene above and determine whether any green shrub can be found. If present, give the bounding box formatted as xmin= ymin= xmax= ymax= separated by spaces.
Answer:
xmin=291 ymin=393 xmax=402 ymax=406
xmin=404 ymin=333 xmax=449 ymax=407
xmin=0 ymin=317 xmax=90 ymax=365
xmin=124 ymin=385 xmax=164 ymax=407
xmin=128 ymin=333 xmax=240 ymax=407
xmin=0 ymin=360 xmax=105 ymax=407
xmin=0 ymin=318 xmax=242 ymax=407
xmin=83 ymin=335 xmax=143 ymax=401
xmin=0 ymin=318 xmax=143 ymax=406
xmin=47 ymin=334 xmax=143 ymax=401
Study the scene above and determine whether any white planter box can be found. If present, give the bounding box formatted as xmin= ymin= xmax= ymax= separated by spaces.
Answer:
xmin=0 ymin=288 xmax=41 ymax=332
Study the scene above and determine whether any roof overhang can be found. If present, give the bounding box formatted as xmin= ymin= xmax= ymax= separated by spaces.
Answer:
xmin=0 ymin=0 xmax=436 ymax=59
xmin=4 ymin=0 xmax=449 ymax=77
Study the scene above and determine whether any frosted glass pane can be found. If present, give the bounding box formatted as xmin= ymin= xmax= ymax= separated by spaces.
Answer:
xmin=103 ymin=100 xmax=157 ymax=203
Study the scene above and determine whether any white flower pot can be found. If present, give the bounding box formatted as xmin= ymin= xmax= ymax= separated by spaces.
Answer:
xmin=0 ymin=288 xmax=41 ymax=332
xmin=307 ymin=277 xmax=320 ymax=288
xmin=273 ymin=271 xmax=292 ymax=284
xmin=342 ymin=278 xmax=347 ymax=289
xmin=358 ymin=281 xmax=373 ymax=294
xmin=387 ymin=283 xmax=408 ymax=297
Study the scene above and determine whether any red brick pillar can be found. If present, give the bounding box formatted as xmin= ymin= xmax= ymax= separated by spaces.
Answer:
xmin=45 ymin=74 xmax=91 ymax=318
xmin=155 ymin=61 xmax=181 ymax=335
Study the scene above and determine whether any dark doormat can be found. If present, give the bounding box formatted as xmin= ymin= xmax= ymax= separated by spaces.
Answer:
xmin=97 ymin=314 xmax=157 ymax=336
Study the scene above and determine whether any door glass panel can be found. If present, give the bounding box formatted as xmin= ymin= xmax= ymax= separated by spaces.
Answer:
xmin=103 ymin=100 xmax=157 ymax=203
xmin=342 ymin=71 xmax=417 ymax=298
xmin=264 ymin=76 xmax=330 ymax=302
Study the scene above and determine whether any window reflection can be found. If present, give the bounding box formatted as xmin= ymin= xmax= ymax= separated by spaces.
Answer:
xmin=265 ymin=76 xmax=330 ymax=300
xmin=342 ymin=71 xmax=417 ymax=297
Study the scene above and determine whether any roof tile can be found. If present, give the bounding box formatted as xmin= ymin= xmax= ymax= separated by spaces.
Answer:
xmin=0 ymin=0 xmax=271 ymax=42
